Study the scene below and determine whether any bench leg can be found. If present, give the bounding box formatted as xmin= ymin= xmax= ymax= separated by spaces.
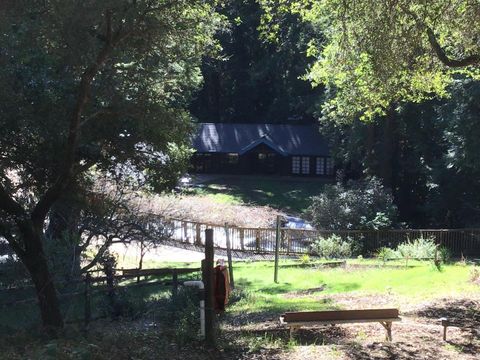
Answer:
xmin=289 ymin=326 xmax=299 ymax=340
xmin=380 ymin=321 xmax=392 ymax=341
xmin=443 ymin=325 xmax=447 ymax=341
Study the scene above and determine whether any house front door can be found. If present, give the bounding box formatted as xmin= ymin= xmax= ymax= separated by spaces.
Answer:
xmin=255 ymin=152 xmax=276 ymax=174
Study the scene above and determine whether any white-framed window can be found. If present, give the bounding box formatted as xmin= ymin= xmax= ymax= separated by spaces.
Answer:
xmin=227 ymin=153 xmax=239 ymax=165
xmin=326 ymin=157 xmax=334 ymax=175
xmin=301 ymin=156 xmax=310 ymax=174
xmin=292 ymin=156 xmax=301 ymax=174
xmin=316 ymin=157 xmax=325 ymax=175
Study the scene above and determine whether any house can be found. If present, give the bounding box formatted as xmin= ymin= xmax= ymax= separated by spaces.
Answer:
xmin=191 ymin=123 xmax=334 ymax=176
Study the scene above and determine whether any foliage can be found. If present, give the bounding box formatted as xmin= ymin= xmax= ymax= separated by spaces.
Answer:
xmin=470 ymin=266 xmax=480 ymax=285
xmin=375 ymin=247 xmax=397 ymax=265
xmin=311 ymin=234 xmax=351 ymax=259
xmin=169 ymin=287 xmax=201 ymax=345
xmin=318 ymin=79 xmax=480 ymax=228
xmin=299 ymin=254 xmax=311 ymax=264
xmin=260 ymin=0 xmax=480 ymax=121
xmin=0 ymin=257 xmax=30 ymax=288
xmin=0 ymin=0 xmax=223 ymax=328
xmin=438 ymin=246 xmax=452 ymax=264
xmin=396 ymin=237 xmax=437 ymax=267
xmin=308 ymin=177 xmax=398 ymax=230
xmin=191 ymin=0 xmax=321 ymax=123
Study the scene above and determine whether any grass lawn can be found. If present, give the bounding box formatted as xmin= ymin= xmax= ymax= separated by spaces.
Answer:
xmin=134 ymin=257 xmax=478 ymax=315
xmin=229 ymin=260 xmax=478 ymax=314
xmin=187 ymin=175 xmax=329 ymax=214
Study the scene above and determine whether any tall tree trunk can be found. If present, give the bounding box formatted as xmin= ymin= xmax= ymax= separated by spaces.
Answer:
xmin=46 ymin=196 xmax=82 ymax=280
xmin=21 ymin=230 xmax=64 ymax=330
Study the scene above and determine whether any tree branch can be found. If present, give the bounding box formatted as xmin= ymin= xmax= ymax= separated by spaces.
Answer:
xmin=31 ymin=10 xmax=134 ymax=228
xmin=401 ymin=4 xmax=480 ymax=68
xmin=425 ymin=27 xmax=480 ymax=68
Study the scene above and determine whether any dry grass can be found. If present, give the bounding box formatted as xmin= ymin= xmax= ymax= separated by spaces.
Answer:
xmin=136 ymin=193 xmax=283 ymax=227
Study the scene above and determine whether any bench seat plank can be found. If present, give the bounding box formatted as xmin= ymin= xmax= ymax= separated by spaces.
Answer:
xmin=280 ymin=308 xmax=401 ymax=342
xmin=283 ymin=309 xmax=399 ymax=322
xmin=280 ymin=317 xmax=401 ymax=327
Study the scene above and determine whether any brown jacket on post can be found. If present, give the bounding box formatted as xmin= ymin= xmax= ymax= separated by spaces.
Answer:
xmin=213 ymin=259 xmax=231 ymax=312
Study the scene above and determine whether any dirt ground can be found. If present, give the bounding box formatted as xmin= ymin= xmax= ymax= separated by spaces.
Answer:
xmin=221 ymin=296 xmax=480 ymax=360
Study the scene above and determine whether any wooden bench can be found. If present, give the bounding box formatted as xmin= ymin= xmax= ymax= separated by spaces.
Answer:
xmin=280 ymin=308 xmax=401 ymax=341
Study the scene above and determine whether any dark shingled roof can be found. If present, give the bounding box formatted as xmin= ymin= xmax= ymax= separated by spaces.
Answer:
xmin=192 ymin=123 xmax=329 ymax=156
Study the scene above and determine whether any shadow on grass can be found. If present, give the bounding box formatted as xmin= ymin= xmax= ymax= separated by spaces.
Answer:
xmin=234 ymin=278 xmax=361 ymax=295
xmin=194 ymin=176 xmax=328 ymax=214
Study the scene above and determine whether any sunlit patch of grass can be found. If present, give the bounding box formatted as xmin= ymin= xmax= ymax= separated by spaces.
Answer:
xmin=228 ymin=261 xmax=478 ymax=314
xmin=205 ymin=192 xmax=243 ymax=204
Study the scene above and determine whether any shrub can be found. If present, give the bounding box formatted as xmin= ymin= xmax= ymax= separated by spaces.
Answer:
xmin=376 ymin=247 xmax=397 ymax=265
xmin=470 ymin=266 xmax=480 ymax=284
xmin=311 ymin=235 xmax=352 ymax=259
xmin=168 ymin=287 xmax=201 ymax=345
xmin=396 ymin=237 xmax=437 ymax=267
xmin=307 ymin=177 xmax=398 ymax=230
xmin=438 ymin=246 xmax=451 ymax=264
xmin=299 ymin=254 xmax=311 ymax=264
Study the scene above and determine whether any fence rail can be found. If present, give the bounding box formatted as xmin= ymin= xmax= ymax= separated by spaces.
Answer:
xmin=167 ymin=219 xmax=480 ymax=257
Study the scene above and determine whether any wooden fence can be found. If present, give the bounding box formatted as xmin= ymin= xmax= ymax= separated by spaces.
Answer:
xmin=167 ymin=219 xmax=480 ymax=257
xmin=0 ymin=267 xmax=201 ymax=329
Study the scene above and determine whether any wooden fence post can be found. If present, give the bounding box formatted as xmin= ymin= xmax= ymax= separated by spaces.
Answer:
xmin=183 ymin=221 xmax=188 ymax=243
xmin=240 ymin=229 xmax=245 ymax=250
xmin=84 ymin=273 xmax=91 ymax=328
xmin=225 ymin=223 xmax=234 ymax=289
xmin=286 ymin=231 xmax=291 ymax=255
xmin=255 ymin=230 xmax=261 ymax=253
xmin=196 ymin=223 xmax=202 ymax=245
xmin=274 ymin=215 xmax=281 ymax=284
xmin=202 ymin=229 xmax=215 ymax=347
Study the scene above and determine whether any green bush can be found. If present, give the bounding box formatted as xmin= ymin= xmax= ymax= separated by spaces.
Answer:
xmin=311 ymin=235 xmax=352 ymax=259
xmin=438 ymin=246 xmax=451 ymax=263
xmin=308 ymin=177 xmax=399 ymax=230
xmin=168 ymin=287 xmax=201 ymax=345
xmin=396 ymin=237 xmax=436 ymax=266
xmin=375 ymin=247 xmax=397 ymax=265
xmin=299 ymin=254 xmax=311 ymax=264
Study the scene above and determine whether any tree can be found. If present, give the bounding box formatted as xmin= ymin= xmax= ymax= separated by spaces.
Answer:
xmin=191 ymin=0 xmax=321 ymax=123
xmin=308 ymin=177 xmax=399 ymax=230
xmin=0 ymin=0 xmax=221 ymax=330
xmin=260 ymin=0 xmax=480 ymax=121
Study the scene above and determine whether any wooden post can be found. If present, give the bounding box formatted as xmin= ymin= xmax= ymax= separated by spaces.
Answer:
xmin=240 ymin=229 xmax=245 ymax=250
xmin=225 ymin=223 xmax=234 ymax=289
xmin=255 ymin=230 xmax=260 ymax=253
xmin=274 ymin=215 xmax=281 ymax=284
xmin=286 ymin=231 xmax=291 ymax=255
xmin=172 ymin=269 xmax=178 ymax=298
xmin=183 ymin=221 xmax=188 ymax=243
xmin=441 ymin=318 xmax=449 ymax=341
xmin=202 ymin=229 xmax=215 ymax=347
xmin=196 ymin=223 xmax=202 ymax=245
xmin=84 ymin=273 xmax=91 ymax=328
